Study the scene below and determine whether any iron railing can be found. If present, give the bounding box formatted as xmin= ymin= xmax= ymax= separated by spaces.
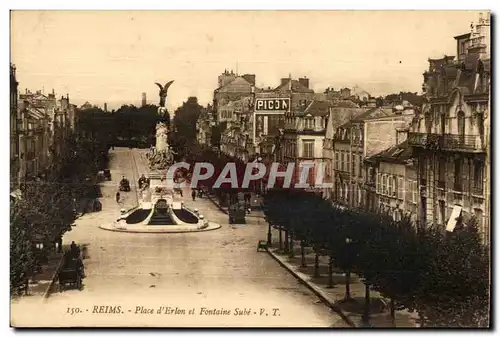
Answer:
xmin=408 ymin=133 xmax=484 ymax=152
xmin=442 ymin=134 xmax=480 ymax=151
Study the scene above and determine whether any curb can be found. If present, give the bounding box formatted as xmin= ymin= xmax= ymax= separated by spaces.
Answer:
xmin=265 ymin=248 xmax=357 ymax=328
xmin=41 ymin=254 xmax=65 ymax=302
xmin=205 ymin=193 xmax=229 ymax=214
xmin=98 ymin=222 xmax=221 ymax=234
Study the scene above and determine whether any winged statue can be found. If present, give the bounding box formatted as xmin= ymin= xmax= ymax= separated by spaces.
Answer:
xmin=155 ymin=80 xmax=175 ymax=107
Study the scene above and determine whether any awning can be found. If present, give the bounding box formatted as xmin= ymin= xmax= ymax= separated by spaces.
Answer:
xmin=446 ymin=205 xmax=462 ymax=232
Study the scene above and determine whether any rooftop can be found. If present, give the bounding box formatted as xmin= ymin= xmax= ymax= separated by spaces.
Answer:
xmin=366 ymin=140 xmax=414 ymax=165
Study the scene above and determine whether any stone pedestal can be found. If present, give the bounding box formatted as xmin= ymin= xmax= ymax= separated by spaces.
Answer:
xmin=155 ymin=118 xmax=169 ymax=152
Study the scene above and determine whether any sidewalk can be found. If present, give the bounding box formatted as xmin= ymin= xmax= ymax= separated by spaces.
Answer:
xmin=12 ymin=249 xmax=65 ymax=301
xmin=202 ymin=189 xmax=265 ymax=219
xmin=266 ymin=239 xmax=419 ymax=328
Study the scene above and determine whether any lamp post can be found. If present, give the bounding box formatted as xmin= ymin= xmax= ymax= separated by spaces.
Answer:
xmin=345 ymin=237 xmax=352 ymax=300
xmin=267 ymin=219 xmax=272 ymax=246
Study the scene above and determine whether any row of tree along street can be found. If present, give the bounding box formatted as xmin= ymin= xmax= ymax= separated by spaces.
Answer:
xmin=10 ymin=129 xmax=109 ymax=296
xmin=175 ymin=144 xmax=489 ymax=327
xmin=11 ymin=96 xmax=206 ymax=296
xmin=262 ymin=189 xmax=489 ymax=327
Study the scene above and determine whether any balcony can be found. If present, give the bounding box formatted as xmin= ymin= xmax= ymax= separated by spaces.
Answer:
xmin=408 ymin=133 xmax=485 ymax=152
xmin=442 ymin=134 xmax=484 ymax=152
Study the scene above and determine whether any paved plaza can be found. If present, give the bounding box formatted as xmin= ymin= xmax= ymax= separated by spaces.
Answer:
xmin=11 ymin=148 xmax=348 ymax=328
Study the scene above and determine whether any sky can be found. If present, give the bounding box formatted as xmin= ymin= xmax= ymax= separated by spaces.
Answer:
xmin=11 ymin=10 xmax=482 ymax=110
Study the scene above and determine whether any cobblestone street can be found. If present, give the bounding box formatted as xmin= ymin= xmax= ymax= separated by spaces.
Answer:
xmin=11 ymin=148 xmax=348 ymax=327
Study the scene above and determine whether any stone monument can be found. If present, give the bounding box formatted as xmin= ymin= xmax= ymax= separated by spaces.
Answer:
xmin=147 ymin=80 xmax=175 ymax=171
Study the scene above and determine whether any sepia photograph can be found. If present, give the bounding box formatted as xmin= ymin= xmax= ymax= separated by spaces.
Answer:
xmin=9 ymin=10 xmax=491 ymax=328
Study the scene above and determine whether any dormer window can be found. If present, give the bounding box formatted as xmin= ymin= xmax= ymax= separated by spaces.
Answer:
xmin=304 ymin=117 xmax=314 ymax=129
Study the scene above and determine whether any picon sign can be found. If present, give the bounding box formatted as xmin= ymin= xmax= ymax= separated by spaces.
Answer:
xmin=255 ymin=98 xmax=290 ymax=112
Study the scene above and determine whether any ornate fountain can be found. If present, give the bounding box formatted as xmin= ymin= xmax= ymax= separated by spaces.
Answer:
xmin=146 ymin=80 xmax=175 ymax=171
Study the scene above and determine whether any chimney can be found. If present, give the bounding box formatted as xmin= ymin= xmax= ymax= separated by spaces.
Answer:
xmin=281 ymin=78 xmax=290 ymax=86
xmin=242 ymin=74 xmax=256 ymax=85
xmin=298 ymin=77 xmax=309 ymax=89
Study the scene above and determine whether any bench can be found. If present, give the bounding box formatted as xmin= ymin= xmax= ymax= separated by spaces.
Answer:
xmin=257 ymin=240 xmax=268 ymax=252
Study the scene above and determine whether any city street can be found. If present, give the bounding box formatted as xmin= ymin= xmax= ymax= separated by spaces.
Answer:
xmin=11 ymin=148 xmax=347 ymax=328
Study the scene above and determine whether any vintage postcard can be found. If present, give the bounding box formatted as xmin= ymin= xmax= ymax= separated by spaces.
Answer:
xmin=10 ymin=10 xmax=491 ymax=328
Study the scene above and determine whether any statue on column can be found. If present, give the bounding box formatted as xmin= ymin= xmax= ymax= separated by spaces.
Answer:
xmin=148 ymin=80 xmax=175 ymax=171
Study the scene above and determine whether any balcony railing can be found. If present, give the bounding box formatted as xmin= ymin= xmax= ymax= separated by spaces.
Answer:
xmin=472 ymin=185 xmax=484 ymax=196
xmin=408 ymin=133 xmax=484 ymax=152
xmin=442 ymin=134 xmax=482 ymax=151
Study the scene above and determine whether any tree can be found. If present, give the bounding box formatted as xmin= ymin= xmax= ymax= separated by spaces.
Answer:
xmin=414 ymin=219 xmax=489 ymax=327
xmin=10 ymin=201 xmax=35 ymax=296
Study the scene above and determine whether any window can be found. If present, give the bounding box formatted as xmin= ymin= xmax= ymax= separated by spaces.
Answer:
xmin=351 ymin=154 xmax=356 ymax=175
xmin=454 ymin=158 xmax=463 ymax=191
xmin=439 ymin=201 xmax=446 ymax=225
xmin=411 ymin=181 xmax=418 ymax=203
xmin=473 ymin=160 xmax=484 ymax=195
xmin=397 ymin=177 xmax=404 ymax=200
xmin=376 ymin=172 xmax=380 ymax=193
xmin=359 ymin=157 xmax=363 ymax=177
xmin=419 ymin=158 xmax=427 ymax=186
xmin=457 ymin=111 xmax=465 ymax=142
xmin=304 ymin=118 xmax=314 ymax=129
xmin=335 ymin=151 xmax=339 ymax=170
xmin=438 ymin=157 xmax=446 ymax=188
xmin=341 ymin=152 xmax=345 ymax=171
xmin=381 ymin=174 xmax=387 ymax=195
xmin=302 ymin=140 xmax=314 ymax=158
xmin=346 ymin=153 xmax=351 ymax=173
xmin=388 ymin=176 xmax=393 ymax=197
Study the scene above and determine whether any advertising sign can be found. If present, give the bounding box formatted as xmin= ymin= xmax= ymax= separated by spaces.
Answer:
xmin=255 ymin=98 xmax=290 ymax=112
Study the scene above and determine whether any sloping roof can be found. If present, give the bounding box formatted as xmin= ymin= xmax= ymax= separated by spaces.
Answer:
xmin=274 ymin=79 xmax=314 ymax=93
xmin=352 ymin=107 xmax=393 ymax=122
xmin=325 ymin=107 xmax=369 ymax=139
xmin=366 ymin=140 xmax=414 ymax=165
xmin=296 ymin=101 xmax=330 ymax=117
xmin=215 ymin=76 xmax=253 ymax=92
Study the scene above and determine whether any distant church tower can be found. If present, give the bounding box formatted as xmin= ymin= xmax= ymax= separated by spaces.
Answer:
xmin=142 ymin=92 xmax=147 ymax=107
xmin=104 ymin=103 xmax=108 ymax=112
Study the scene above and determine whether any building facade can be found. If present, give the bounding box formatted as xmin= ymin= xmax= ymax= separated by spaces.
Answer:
xmin=407 ymin=14 xmax=490 ymax=242
xmin=322 ymin=106 xmax=369 ymax=199
xmin=332 ymin=107 xmax=414 ymax=208
xmin=213 ymin=70 xmax=255 ymax=124
xmin=254 ymin=76 xmax=316 ymax=156
xmin=10 ymin=64 xmax=20 ymax=189
xmin=18 ymin=88 xmax=76 ymax=179
xmin=365 ymin=141 xmax=418 ymax=221
xmin=279 ymin=100 xmax=330 ymax=187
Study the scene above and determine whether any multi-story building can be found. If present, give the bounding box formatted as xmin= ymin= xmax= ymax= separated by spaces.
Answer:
xmin=279 ymin=100 xmax=330 ymax=187
xmin=254 ymin=76 xmax=315 ymax=156
xmin=332 ymin=106 xmax=414 ymax=208
xmin=220 ymin=96 xmax=254 ymax=161
xmin=17 ymin=99 xmax=50 ymax=180
xmin=322 ymin=106 xmax=369 ymax=199
xmin=213 ymin=70 xmax=255 ymax=124
xmin=364 ymin=140 xmax=418 ymax=221
xmin=18 ymin=89 xmax=76 ymax=175
xmin=10 ymin=64 xmax=20 ymax=189
xmin=196 ymin=105 xmax=216 ymax=146
xmin=407 ymin=13 xmax=490 ymax=242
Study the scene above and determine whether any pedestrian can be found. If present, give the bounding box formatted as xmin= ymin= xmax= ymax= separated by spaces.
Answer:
xmin=192 ymin=189 xmax=196 ymax=201
xmin=116 ymin=191 xmax=120 ymax=203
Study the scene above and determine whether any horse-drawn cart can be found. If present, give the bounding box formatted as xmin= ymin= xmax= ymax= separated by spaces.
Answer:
xmin=119 ymin=178 xmax=131 ymax=192
xmin=58 ymin=252 xmax=84 ymax=292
